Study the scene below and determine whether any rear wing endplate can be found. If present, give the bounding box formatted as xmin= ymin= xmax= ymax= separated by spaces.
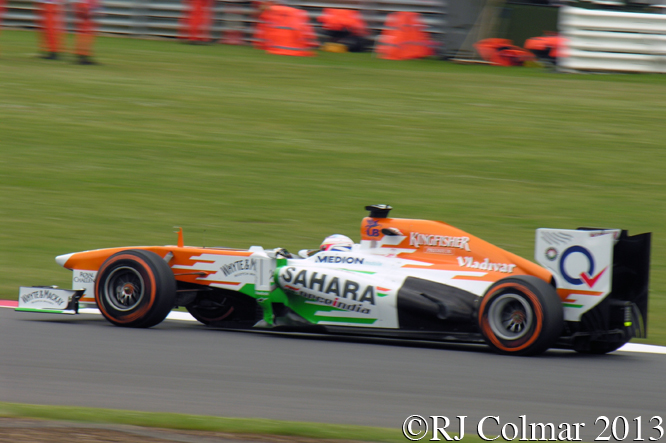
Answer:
xmin=536 ymin=228 xmax=650 ymax=330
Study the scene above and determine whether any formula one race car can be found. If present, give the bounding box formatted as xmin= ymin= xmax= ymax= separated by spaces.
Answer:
xmin=18 ymin=205 xmax=651 ymax=356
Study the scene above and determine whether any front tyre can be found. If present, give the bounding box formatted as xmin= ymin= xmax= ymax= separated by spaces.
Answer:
xmin=478 ymin=276 xmax=563 ymax=356
xmin=95 ymin=249 xmax=176 ymax=328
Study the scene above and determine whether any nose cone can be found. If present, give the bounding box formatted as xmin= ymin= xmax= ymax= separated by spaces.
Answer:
xmin=55 ymin=253 xmax=74 ymax=268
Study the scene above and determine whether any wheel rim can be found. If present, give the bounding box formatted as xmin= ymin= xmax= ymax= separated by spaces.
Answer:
xmin=487 ymin=293 xmax=533 ymax=341
xmin=104 ymin=266 xmax=145 ymax=312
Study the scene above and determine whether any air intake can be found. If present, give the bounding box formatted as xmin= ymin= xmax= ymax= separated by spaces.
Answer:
xmin=365 ymin=204 xmax=392 ymax=218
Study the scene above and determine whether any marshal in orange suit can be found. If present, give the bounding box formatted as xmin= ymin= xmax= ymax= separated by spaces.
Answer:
xmin=38 ymin=0 xmax=64 ymax=59
xmin=72 ymin=0 xmax=101 ymax=64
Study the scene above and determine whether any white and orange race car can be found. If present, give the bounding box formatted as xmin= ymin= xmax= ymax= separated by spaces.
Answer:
xmin=18 ymin=205 xmax=651 ymax=356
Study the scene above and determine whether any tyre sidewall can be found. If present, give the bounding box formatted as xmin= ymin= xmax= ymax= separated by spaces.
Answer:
xmin=479 ymin=276 xmax=563 ymax=356
xmin=95 ymin=250 xmax=175 ymax=328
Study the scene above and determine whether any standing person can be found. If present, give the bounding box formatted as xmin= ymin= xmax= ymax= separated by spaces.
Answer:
xmin=180 ymin=0 xmax=212 ymax=43
xmin=0 ymin=0 xmax=5 ymax=33
xmin=38 ymin=0 xmax=65 ymax=59
xmin=72 ymin=0 xmax=100 ymax=64
xmin=0 ymin=0 xmax=5 ymax=54
xmin=195 ymin=0 xmax=213 ymax=43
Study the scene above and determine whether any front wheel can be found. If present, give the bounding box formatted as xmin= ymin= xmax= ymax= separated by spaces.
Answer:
xmin=478 ymin=276 xmax=563 ymax=356
xmin=95 ymin=249 xmax=176 ymax=328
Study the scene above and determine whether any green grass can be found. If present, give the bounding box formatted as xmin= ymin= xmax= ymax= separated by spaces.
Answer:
xmin=0 ymin=402 xmax=591 ymax=442
xmin=0 ymin=402 xmax=412 ymax=442
xmin=1 ymin=30 xmax=665 ymax=345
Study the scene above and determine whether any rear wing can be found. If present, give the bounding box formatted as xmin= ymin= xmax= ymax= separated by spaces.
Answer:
xmin=535 ymin=229 xmax=650 ymax=335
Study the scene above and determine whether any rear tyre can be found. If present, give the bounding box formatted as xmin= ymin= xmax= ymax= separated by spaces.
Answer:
xmin=95 ymin=249 xmax=176 ymax=328
xmin=478 ymin=276 xmax=563 ymax=356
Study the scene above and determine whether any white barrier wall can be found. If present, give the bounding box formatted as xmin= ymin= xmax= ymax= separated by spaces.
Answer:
xmin=559 ymin=6 xmax=666 ymax=73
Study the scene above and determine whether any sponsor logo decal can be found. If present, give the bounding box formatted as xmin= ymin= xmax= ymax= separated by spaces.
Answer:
xmin=425 ymin=247 xmax=454 ymax=255
xmin=539 ymin=230 xmax=574 ymax=245
xmin=376 ymin=286 xmax=391 ymax=297
xmin=457 ymin=257 xmax=516 ymax=273
xmin=364 ymin=219 xmax=381 ymax=237
xmin=410 ymin=233 xmax=470 ymax=251
xmin=20 ymin=289 xmax=67 ymax=307
xmin=559 ymin=246 xmax=607 ymax=288
xmin=73 ymin=271 xmax=96 ymax=284
xmin=588 ymin=230 xmax=619 ymax=239
xmin=281 ymin=267 xmax=376 ymax=305
xmin=316 ymin=255 xmax=365 ymax=265
xmin=221 ymin=259 xmax=257 ymax=277
xmin=315 ymin=255 xmax=382 ymax=267
xmin=545 ymin=247 xmax=558 ymax=261
xmin=300 ymin=293 xmax=371 ymax=314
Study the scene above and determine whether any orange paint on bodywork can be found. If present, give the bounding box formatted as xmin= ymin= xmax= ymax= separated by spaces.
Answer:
xmin=61 ymin=246 xmax=251 ymax=279
xmin=62 ymin=246 xmax=252 ymax=302
xmin=360 ymin=217 xmax=552 ymax=284
xmin=557 ymin=288 xmax=604 ymax=301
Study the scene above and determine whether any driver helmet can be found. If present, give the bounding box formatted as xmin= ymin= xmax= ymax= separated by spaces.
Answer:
xmin=320 ymin=234 xmax=354 ymax=252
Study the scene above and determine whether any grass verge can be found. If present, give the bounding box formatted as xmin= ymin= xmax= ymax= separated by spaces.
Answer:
xmin=0 ymin=402 xmax=413 ymax=442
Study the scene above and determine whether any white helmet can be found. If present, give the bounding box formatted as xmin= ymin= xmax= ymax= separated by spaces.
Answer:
xmin=320 ymin=234 xmax=354 ymax=252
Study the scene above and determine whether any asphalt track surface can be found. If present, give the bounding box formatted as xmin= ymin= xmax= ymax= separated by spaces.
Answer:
xmin=1 ymin=306 xmax=664 ymax=441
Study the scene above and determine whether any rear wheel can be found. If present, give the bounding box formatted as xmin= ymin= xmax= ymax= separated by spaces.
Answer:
xmin=95 ymin=249 xmax=176 ymax=328
xmin=478 ymin=276 xmax=563 ymax=356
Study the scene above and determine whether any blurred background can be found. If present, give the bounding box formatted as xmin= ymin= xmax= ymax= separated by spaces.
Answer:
xmin=1 ymin=0 xmax=665 ymax=344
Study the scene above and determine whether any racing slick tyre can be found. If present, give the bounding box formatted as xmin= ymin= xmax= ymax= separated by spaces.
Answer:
xmin=478 ymin=276 xmax=563 ymax=356
xmin=95 ymin=249 xmax=176 ymax=328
